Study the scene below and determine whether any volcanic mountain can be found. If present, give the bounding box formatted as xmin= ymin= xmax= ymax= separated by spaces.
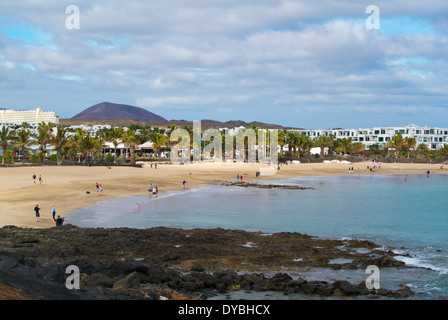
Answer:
xmin=71 ymin=102 xmax=167 ymax=121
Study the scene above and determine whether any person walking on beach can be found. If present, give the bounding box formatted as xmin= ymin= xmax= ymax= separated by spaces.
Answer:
xmin=51 ymin=205 xmax=56 ymax=221
xmin=182 ymin=181 xmax=187 ymax=188
xmin=148 ymin=183 xmax=153 ymax=193
xmin=38 ymin=174 xmax=43 ymax=184
xmin=99 ymin=184 xmax=103 ymax=195
xmin=34 ymin=204 xmax=41 ymax=222
xmin=33 ymin=174 xmax=36 ymax=184
xmin=96 ymin=182 xmax=99 ymax=196
xmin=237 ymin=174 xmax=240 ymax=181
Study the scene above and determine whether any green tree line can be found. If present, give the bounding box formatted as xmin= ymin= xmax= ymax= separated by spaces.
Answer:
xmin=1 ymin=123 xmax=448 ymax=165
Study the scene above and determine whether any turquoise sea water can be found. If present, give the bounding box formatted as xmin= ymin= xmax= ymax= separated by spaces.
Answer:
xmin=69 ymin=174 xmax=448 ymax=299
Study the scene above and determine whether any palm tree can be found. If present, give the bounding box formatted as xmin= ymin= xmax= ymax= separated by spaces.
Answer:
xmin=0 ymin=126 xmax=16 ymax=165
xmin=34 ymin=121 xmax=56 ymax=165
xmin=387 ymin=133 xmax=404 ymax=158
xmin=51 ymin=125 xmax=70 ymax=165
xmin=437 ymin=144 xmax=448 ymax=159
xmin=14 ymin=126 xmax=32 ymax=164
xmin=72 ymin=128 xmax=87 ymax=162
xmin=79 ymin=134 xmax=102 ymax=163
xmin=314 ymin=135 xmax=334 ymax=157
xmin=249 ymin=124 xmax=261 ymax=142
xmin=285 ymin=131 xmax=298 ymax=156
xmin=336 ymin=138 xmax=352 ymax=154
xmin=139 ymin=126 xmax=152 ymax=143
xmin=62 ymin=139 xmax=78 ymax=162
xmin=300 ymin=134 xmax=313 ymax=156
xmin=107 ymin=127 xmax=124 ymax=158
xmin=148 ymin=131 xmax=167 ymax=157
xmin=72 ymin=129 xmax=101 ymax=163
xmin=350 ymin=142 xmax=365 ymax=155
xmin=277 ymin=130 xmax=287 ymax=156
xmin=121 ymin=130 xmax=139 ymax=165
xmin=403 ymin=137 xmax=417 ymax=159
xmin=416 ymin=143 xmax=430 ymax=159
xmin=180 ymin=125 xmax=194 ymax=150
xmin=164 ymin=125 xmax=179 ymax=155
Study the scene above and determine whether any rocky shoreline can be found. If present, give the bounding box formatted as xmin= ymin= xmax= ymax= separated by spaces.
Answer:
xmin=0 ymin=225 xmax=417 ymax=300
xmin=222 ymin=181 xmax=315 ymax=190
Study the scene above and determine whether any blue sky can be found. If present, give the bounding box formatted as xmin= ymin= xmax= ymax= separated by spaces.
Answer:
xmin=1 ymin=1 xmax=448 ymax=129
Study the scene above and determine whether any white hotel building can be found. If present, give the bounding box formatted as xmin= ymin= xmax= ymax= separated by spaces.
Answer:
xmin=294 ymin=124 xmax=448 ymax=150
xmin=0 ymin=108 xmax=59 ymax=128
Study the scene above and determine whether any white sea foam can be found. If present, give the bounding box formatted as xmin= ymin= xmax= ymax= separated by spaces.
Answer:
xmin=352 ymin=248 xmax=371 ymax=254
xmin=328 ymin=258 xmax=353 ymax=265
xmin=242 ymin=242 xmax=256 ymax=248
xmin=395 ymin=255 xmax=448 ymax=275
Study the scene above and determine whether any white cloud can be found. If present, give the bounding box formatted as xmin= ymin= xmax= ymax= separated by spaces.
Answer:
xmin=0 ymin=1 xmax=447 ymax=126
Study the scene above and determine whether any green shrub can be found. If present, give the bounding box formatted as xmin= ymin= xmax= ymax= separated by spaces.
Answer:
xmin=0 ymin=155 xmax=10 ymax=164
xmin=30 ymin=154 xmax=41 ymax=163
xmin=106 ymin=153 xmax=115 ymax=163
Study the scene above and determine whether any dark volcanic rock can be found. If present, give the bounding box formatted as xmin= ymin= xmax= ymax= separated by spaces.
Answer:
xmin=0 ymin=270 xmax=81 ymax=300
xmin=86 ymin=273 xmax=114 ymax=288
xmin=110 ymin=260 xmax=149 ymax=278
xmin=223 ymin=181 xmax=315 ymax=190
xmin=113 ymin=272 xmax=142 ymax=290
xmin=333 ymin=280 xmax=361 ymax=296
xmin=0 ymin=226 xmax=417 ymax=300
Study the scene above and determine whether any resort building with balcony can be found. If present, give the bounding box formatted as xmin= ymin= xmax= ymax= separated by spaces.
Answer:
xmin=0 ymin=108 xmax=59 ymax=129
xmin=294 ymin=124 xmax=448 ymax=150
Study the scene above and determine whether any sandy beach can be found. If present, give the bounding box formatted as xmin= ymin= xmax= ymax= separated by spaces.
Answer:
xmin=0 ymin=161 xmax=445 ymax=228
